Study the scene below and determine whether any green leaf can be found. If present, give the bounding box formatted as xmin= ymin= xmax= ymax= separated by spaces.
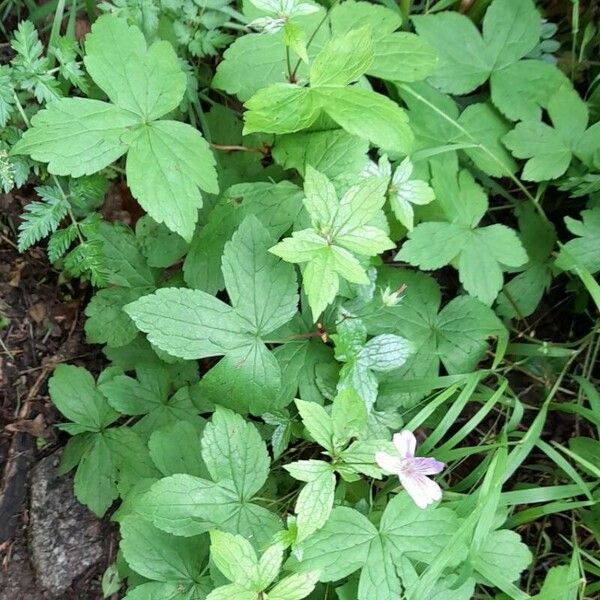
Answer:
xmin=125 ymin=120 xmax=217 ymax=242
xmin=149 ymin=420 xmax=207 ymax=478
xmin=124 ymin=287 xmax=251 ymax=360
xmin=136 ymin=216 xmax=189 ymax=269
xmin=471 ymin=529 xmax=532 ymax=583
xmin=330 ymin=0 xmax=402 ymax=41
xmin=295 ymin=399 xmax=333 ymax=453
xmin=295 ymin=495 xmax=461 ymax=599
xmin=212 ymin=11 xmax=328 ymax=101
xmin=49 ymin=364 xmax=118 ymax=431
xmin=84 ymin=287 xmax=141 ymax=348
xmin=503 ymin=85 xmax=600 ymax=181
xmin=556 ymin=208 xmax=600 ymax=275
xmin=270 ymin=168 xmax=393 ymax=319
xmin=379 ymin=493 xmax=462 ymax=564
xmin=490 ymin=59 xmax=569 ymax=122
xmin=457 ymin=226 xmax=529 ymax=305
xmin=268 ymin=572 xmax=320 ymax=600
xmin=74 ymin=434 xmax=118 ymax=516
xmin=399 ymin=83 xmax=517 ymax=177
xmin=412 ymin=12 xmax=490 ymax=94
xmin=329 ymin=0 xmax=437 ymax=83
xmin=201 ymin=407 xmax=270 ymax=499
xmin=294 ymin=507 xmax=377 ymax=581
xmin=314 ymin=86 xmax=413 ymax=154
xmin=496 ymin=263 xmax=552 ymax=319
xmin=0 ymin=66 xmax=15 ymax=127
xmin=362 ymin=269 xmax=505 ymax=405
xmin=396 ymin=222 xmax=465 ymax=268
xmin=284 ymin=22 xmax=309 ymax=64
xmin=333 ymin=314 xmax=412 ymax=409
xmin=257 ymin=543 xmax=284 ymax=589
xmin=243 ymin=84 xmax=320 ymax=136
xmin=12 ymin=15 xmax=218 ymax=240
xmin=184 ymin=181 xmax=304 ymax=294
xmin=368 ymin=33 xmax=439 ymax=83
xmin=209 ymin=530 xmax=259 ymax=587
xmin=124 ymin=581 xmax=201 ymax=600
xmin=207 ymin=584 xmax=257 ymax=600
xmin=120 ymin=516 xmax=204 ymax=582
xmin=285 ymin=460 xmax=336 ymax=543
xmin=309 ymin=27 xmax=373 ymax=88
xmin=413 ymin=0 xmax=541 ymax=97
xmin=138 ymin=474 xmax=240 ymax=537
xmin=93 ymin=221 xmax=156 ymax=289
xmin=222 ymin=216 xmax=298 ymax=335
xmin=197 ymin=339 xmax=282 ymax=415
xmin=82 ymin=15 xmax=185 ymax=121
xmin=397 ymin=169 xmax=527 ymax=304
xmin=272 ymin=129 xmax=369 ymax=186
xmin=331 ymin=388 xmax=368 ymax=448
xmin=11 ymin=98 xmax=137 ymax=176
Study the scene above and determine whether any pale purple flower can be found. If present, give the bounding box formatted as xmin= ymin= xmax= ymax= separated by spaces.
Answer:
xmin=375 ymin=430 xmax=445 ymax=509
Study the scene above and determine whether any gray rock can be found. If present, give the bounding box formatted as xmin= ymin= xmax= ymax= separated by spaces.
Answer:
xmin=28 ymin=450 xmax=105 ymax=596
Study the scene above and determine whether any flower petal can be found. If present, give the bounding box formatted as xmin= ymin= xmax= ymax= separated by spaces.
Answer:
xmin=411 ymin=457 xmax=445 ymax=475
xmin=393 ymin=430 xmax=417 ymax=459
xmin=375 ymin=451 xmax=403 ymax=475
xmin=399 ymin=472 xmax=442 ymax=509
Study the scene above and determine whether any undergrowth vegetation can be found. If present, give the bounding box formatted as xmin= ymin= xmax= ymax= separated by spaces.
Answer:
xmin=1 ymin=0 xmax=599 ymax=598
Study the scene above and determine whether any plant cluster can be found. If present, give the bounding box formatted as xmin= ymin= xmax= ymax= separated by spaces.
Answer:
xmin=4 ymin=0 xmax=600 ymax=598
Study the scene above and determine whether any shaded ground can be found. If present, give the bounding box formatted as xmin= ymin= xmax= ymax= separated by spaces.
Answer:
xmin=0 ymin=192 xmax=112 ymax=599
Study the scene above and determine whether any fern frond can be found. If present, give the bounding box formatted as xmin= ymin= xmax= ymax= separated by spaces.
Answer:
xmin=48 ymin=224 xmax=78 ymax=262
xmin=18 ymin=186 xmax=69 ymax=252
xmin=64 ymin=240 xmax=107 ymax=287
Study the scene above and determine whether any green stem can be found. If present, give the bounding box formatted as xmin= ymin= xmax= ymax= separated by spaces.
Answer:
xmin=290 ymin=0 xmax=341 ymax=80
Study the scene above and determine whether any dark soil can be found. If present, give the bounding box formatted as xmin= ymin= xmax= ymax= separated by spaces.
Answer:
xmin=0 ymin=192 xmax=110 ymax=599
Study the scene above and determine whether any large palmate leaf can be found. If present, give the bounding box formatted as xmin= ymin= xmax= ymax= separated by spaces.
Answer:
xmin=397 ymin=166 xmax=528 ymax=304
xmin=292 ymin=493 xmax=462 ymax=600
xmin=12 ymin=15 xmax=217 ymax=240
xmin=137 ymin=407 xmax=281 ymax=547
xmin=413 ymin=0 xmax=568 ymax=122
xmin=503 ymin=85 xmax=600 ymax=182
xmin=356 ymin=269 xmax=506 ymax=407
xmin=127 ymin=216 xmax=298 ymax=414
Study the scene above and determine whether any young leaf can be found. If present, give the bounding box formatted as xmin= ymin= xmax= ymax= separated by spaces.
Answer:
xmin=332 ymin=312 xmax=412 ymax=409
xmin=209 ymin=530 xmax=260 ymax=588
xmin=270 ymin=167 xmax=393 ymax=319
xmin=309 ymin=26 xmax=373 ymax=88
xmin=284 ymin=460 xmax=336 ymax=543
xmin=268 ymin=572 xmax=320 ymax=600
